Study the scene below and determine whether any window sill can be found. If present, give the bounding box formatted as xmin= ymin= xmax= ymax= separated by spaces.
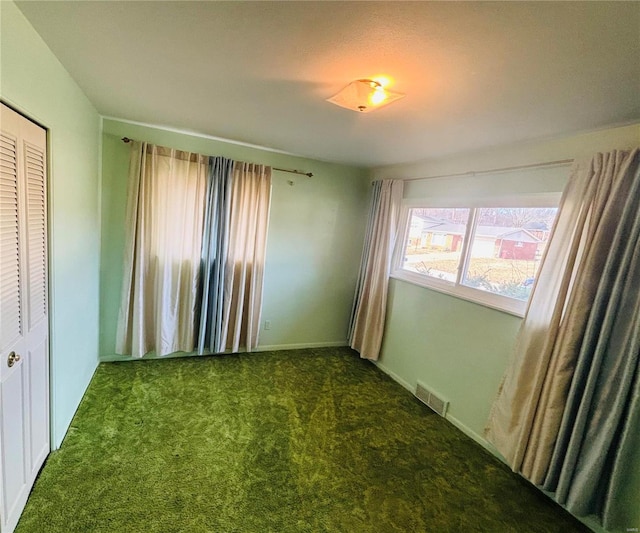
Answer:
xmin=390 ymin=269 xmax=526 ymax=318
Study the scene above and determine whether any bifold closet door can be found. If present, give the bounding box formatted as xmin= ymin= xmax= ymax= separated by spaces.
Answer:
xmin=0 ymin=103 xmax=49 ymax=533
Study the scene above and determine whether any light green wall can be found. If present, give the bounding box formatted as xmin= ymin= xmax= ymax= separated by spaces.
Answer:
xmin=1 ymin=1 xmax=101 ymax=448
xmin=380 ymin=279 xmax=521 ymax=434
xmin=374 ymin=124 xmax=640 ymax=181
xmin=378 ymin=163 xmax=570 ymax=440
xmin=100 ymin=119 xmax=370 ymax=359
xmin=4 ymin=0 xmax=638 ymax=525
xmin=373 ymin=124 xmax=640 ymax=533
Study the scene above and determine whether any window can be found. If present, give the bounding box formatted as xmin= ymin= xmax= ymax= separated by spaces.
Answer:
xmin=400 ymin=208 xmax=470 ymax=282
xmin=393 ymin=200 xmax=559 ymax=315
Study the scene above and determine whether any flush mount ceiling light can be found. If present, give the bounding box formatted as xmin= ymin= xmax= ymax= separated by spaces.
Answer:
xmin=326 ymin=79 xmax=405 ymax=113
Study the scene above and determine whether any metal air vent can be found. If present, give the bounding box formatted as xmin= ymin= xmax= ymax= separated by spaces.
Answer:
xmin=415 ymin=382 xmax=449 ymax=417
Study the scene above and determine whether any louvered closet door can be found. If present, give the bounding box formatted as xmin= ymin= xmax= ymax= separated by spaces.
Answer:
xmin=0 ymin=103 xmax=49 ymax=533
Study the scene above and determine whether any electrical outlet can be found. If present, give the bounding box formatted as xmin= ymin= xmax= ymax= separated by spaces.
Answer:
xmin=264 ymin=320 xmax=272 ymax=330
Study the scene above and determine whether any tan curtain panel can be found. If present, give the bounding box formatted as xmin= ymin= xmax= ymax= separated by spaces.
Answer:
xmin=220 ymin=162 xmax=271 ymax=353
xmin=116 ymin=142 xmax=208 ymax=357
xmin=485 ymin=149 xmax=639 ymax=490
xmin=349 ymin=179 xmax=404 ymax=361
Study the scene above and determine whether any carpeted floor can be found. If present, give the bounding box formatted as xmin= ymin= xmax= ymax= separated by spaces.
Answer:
xmin=17 ymin=347 xmax=589 ymax=532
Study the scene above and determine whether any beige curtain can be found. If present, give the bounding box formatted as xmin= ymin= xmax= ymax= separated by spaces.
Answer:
xmin=349 ymin=179 xmax=404 ymax=361
xmin=220 ymin=162 xmax=271 ymax=352
xmin=485 ymin=150 xmax=639 ymax=483
xmin=116 ymin=142 xmax=208 ymax=357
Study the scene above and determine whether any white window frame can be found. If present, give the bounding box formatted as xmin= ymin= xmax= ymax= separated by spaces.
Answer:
xmin=391 ymin=193 xmax=561 ymax=317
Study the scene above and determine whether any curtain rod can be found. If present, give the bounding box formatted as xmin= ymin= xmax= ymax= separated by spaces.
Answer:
xmin=401 ymin=158 xmax=574 ymax=182
xmin=121 ymin=137 xmax=313 ymax=177
xmin=272 ymin=167 xmax=314 ymax=178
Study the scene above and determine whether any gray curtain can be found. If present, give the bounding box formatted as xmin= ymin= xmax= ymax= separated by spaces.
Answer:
xmin=197 ymin=156 xmax=234 ymax=354
xmin=542 ymin=150 xmax=640 ymax=529
xmin=117 ymin=144 xmax=271 ymax=357
xmin=485 ymin=148 xmax=640 ymax=529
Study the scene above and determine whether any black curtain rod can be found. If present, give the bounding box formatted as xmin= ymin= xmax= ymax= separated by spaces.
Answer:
xmin=121 ymin=137 xmax=313 ymax=177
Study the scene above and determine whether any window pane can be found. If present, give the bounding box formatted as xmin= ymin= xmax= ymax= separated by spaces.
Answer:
xmin=401 ymin=208 xmax=470 ymax=282
xmin=462 ymin=207 xmax=558 ymax=300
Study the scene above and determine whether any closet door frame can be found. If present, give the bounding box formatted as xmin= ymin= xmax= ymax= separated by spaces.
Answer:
xmin=1 ymin=100 xmax=53 ymax=446
xmin=0 ymin=100 xmax=52 ymax=533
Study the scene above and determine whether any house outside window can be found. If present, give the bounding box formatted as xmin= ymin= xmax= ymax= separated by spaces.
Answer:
xmin=393 ymin=197 xmax=559 ymax=315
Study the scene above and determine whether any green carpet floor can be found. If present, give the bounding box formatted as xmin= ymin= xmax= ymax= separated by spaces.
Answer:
xmin=17 ymin=347 xmax=589 ymax=532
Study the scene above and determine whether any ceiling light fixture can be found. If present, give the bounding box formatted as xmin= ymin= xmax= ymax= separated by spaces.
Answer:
xmin=326 ymin=79 xmax=405 ymax=113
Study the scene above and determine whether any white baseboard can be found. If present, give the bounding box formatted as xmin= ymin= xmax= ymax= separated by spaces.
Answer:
xmin=100 ymin=341 xmax=349 ymax=362
xmin=53 ymin=361 xmax=99 ymax=450
xmin=255 ymin=341 xmax=348 ymax=352
xmin=444 ymin=414 xmax=500 ymax=457
xmin=100 ymin=351 xmax=196 ymax=362
xmin=373 ymin=359 xmax=601 ymax=532
xmin=373 ymin=360 xmax=500 ymax=458
xmin=372 ymin=360 xmax=414 ymax=393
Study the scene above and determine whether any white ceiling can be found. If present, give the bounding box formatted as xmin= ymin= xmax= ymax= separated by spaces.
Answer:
xmin=16 ymin=1 xmax=640 ymax=167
